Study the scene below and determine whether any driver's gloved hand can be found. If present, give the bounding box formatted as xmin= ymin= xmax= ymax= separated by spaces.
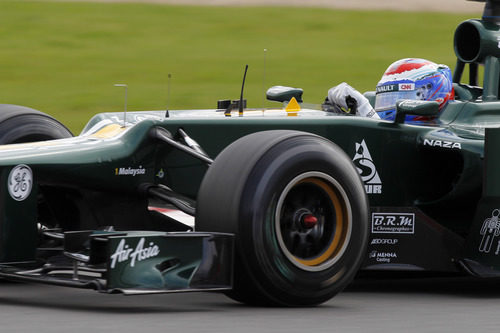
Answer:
xmin=327 ymin=82 xmax=379 ymax=119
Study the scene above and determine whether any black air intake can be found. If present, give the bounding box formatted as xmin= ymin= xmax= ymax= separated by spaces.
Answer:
xmin=454 ymin=19 xmax=500 ymax=63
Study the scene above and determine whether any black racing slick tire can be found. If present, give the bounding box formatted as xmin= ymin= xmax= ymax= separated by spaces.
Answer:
xmin=0 ymin=104 xmax=72 ymax=143
xmin=196 ymin=130 xmax=369 ymax=306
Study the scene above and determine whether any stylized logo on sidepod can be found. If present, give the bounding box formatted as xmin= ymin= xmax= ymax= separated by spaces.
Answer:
xmin=352 ymin=140 xmax=382 ymax=194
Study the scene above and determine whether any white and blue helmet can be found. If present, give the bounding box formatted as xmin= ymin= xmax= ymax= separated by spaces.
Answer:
xmin=375 ymin=58 xmax=454 ymax=123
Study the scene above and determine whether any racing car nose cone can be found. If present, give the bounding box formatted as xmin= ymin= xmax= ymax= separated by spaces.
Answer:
xmin=302 ymin=214 xmax=318 ymax=229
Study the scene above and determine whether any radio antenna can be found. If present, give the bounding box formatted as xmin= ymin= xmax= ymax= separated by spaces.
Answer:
xmin=262 ymin=48 xmax=267 ymax=111
xmin=165 ymin=73 xmax=172 ymax=118
xmin=114 ymin=84 xmax=128 ymax=127
xmin=239 ymin=64 xmax=248 ymax=116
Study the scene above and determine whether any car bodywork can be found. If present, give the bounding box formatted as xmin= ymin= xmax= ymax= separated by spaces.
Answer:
xmin=0 ymin=0 xmax=499 ymax=306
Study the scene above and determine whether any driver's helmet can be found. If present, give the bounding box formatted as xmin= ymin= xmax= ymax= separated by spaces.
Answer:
xmin=374 ymin=58 xmax=454 ymax=123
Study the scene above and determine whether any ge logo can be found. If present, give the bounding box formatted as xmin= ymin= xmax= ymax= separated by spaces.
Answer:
xmin=8 ymin=165 xmax=33 ymax=201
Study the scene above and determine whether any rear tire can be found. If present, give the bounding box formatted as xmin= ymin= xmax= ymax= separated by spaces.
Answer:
xmin=196 ymin=130 xmax=369 ymax=306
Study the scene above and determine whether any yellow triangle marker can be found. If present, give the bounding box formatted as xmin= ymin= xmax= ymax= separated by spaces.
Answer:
xmin=285 ymin=97 xmax=301 ymax=114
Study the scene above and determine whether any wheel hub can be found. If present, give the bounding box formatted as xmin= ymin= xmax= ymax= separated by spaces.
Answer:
xmin=302 ymin=214 xmax=318 ymax=229
xmin=275 ymin=172 xmax=352 ymax=272
xmin=293 ymin=208 xmax=318 ymax=229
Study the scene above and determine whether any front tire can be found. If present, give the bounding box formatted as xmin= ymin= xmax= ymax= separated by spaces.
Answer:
xmin=196 ymin=130 xmax=369 ymax=306
xmin=0 ymin=104 xmax=72 ymax=143
xmin=0 ymin=104 xmax=73 ymax=232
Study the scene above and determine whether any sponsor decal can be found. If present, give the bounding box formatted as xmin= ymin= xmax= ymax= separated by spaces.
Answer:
xmin=397 ymin=99 xmax=430 ymax=109
xmin=8 ymin=164 xmax=33 ymax=201
xmin=372 ymin=212 xmax=415 ymax=234
xmin=115 ymin=166 xmax=146 ymax=176
xmin=352 ymin=140 xmax=382 ymax=194
xmin=371 ymin=238 xmax=399 ymax=245
xmin=368 ymin=250 xmax=398 ymax=263
xmin=398 ymin=83 xmax=415 ymax=91
xmin=376 ymin=83 xmax=415 ymax=93
xmin=423 ymin=139 xmax=461 ymax=149
xmin=376 ymin=84 xmax=397 ymax=93
xmin=110 ymin=238 xmax=160 ymax=269
xmin=156 ymin=168 xmax=165 ymax=179
xmin=479 ymin=209 xmax=500 ymax=254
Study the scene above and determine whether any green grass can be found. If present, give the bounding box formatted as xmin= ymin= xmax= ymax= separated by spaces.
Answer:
xmin=0 ymin=1 xmax=479 ymax=133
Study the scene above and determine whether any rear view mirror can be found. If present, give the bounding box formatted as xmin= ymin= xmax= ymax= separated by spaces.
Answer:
xmin=266 ymin=86 xmax=303 ymax=103
xmin=395 ymin=100 xmax=439 ymax=123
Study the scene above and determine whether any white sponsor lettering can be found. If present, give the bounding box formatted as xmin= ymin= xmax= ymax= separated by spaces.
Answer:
xmin=369 ymin=250 xmax=398 ymax=263
xmin=372 ymin=213 xmax=415 ymax=234
xmin=376 ymin=84 xmax=396 ymax=93
xmin=364 ymin=184 xmax=382 ymax=194
xmin=398 ymin=99 xmax=431 ymax=109
xmin=371 ymin=238 xmax=399 ymax=245
xmin=110 ymin=238 xmax=160 ymax=268
xmin=423 ymin=139 xmax=461 ymax=149
xmin=115 ymin=166 xmax=146 ymax=176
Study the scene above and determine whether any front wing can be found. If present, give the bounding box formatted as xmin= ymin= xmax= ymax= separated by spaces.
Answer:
xmin=0 ymin=231 xmax=233 ymax=295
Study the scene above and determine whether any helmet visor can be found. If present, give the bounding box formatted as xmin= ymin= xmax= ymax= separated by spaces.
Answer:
xmin=374 ymin=82 xmax=419 ymax=112
xmin=375 ymin=90 xmax=418 ymax=112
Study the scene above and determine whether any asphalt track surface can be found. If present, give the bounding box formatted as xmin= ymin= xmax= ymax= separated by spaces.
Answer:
xmin=1 ymin=275 xmax=499 ymax=332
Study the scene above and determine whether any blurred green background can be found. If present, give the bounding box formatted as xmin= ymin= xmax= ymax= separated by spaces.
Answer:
xmin=0 ymin=1 xmax=480 ymax=133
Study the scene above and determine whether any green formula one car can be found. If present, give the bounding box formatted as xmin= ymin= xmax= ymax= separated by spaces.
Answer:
xmin=0 ymin=0 xmax=499 ymax=307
